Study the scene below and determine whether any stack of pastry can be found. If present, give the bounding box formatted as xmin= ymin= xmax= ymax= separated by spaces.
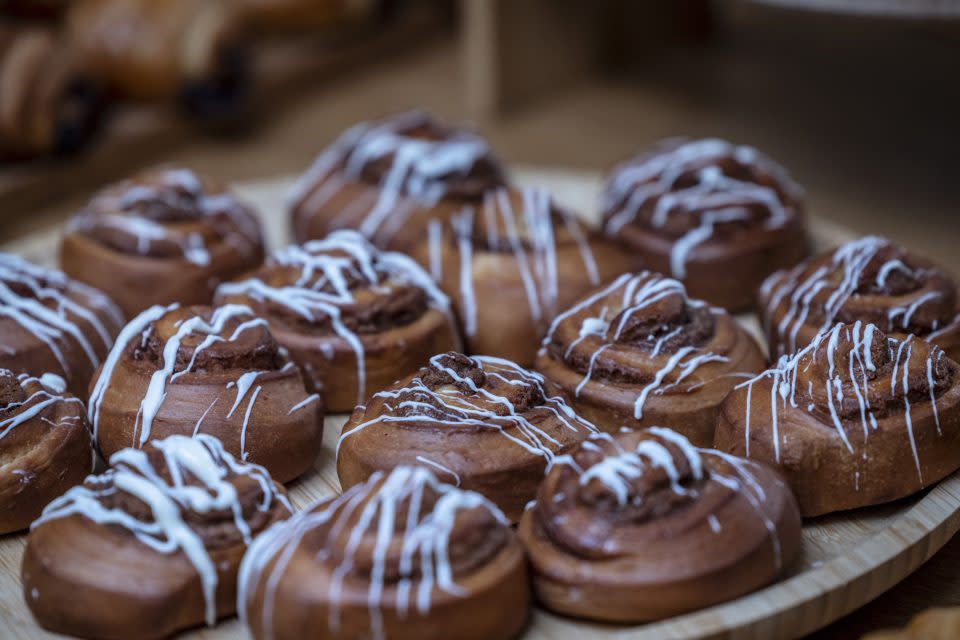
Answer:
xmin=1 ymin=112 xmax=958 ymax=640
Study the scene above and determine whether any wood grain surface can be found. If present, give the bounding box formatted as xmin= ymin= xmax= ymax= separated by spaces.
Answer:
xmin=1 ymin=169 xmax=958 ymax=639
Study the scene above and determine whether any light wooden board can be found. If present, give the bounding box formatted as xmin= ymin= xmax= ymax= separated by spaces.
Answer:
xmin=2 ymin=168 xmax=959 ymax=640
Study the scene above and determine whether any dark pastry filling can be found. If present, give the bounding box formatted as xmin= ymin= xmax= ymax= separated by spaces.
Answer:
xmin=0 ymin=371 xmax=27 ymax=406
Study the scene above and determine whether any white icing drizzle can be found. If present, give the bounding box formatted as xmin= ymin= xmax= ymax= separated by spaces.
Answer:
xmin=34 ymin=434 xmax=289 ymax=627
xmin=339 ymin=354 xmax=597 ymax=465
xmin=603 ymin=140 xmax=802 ymax=277
xmin=287 ymin=394 xmax=320 ymax=416
xmin=237 ymin=466 xmax=507 ymax=640
xmin=736 ymin=322 xmax=946 ymax=484
xmin=288 ymin=111 xmax=501 ymax=247
xmin=0 ymin=372 xmax=83 ymax=440
xmin=762 ymin=236 xmax=947 ymax=356
xmin=217 ymin=230 xmax=455 ymax=406
xmin=0 ymin=254 xmax=122 ymax=378
xmin=452 ymin=187 xmax=601 ymax=338
xmin=414 ymin=455 xmax=462 ymax=487
xmin=74 ymin=168 xmax=261 ymax=266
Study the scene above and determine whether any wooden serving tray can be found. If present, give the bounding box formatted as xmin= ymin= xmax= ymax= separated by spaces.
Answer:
xmin=2 ymin=168 xmax=959 ymax=640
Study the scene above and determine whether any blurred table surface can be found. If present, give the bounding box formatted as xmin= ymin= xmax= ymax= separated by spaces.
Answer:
xmin=1 ymin=5 xmax=959 ymax=638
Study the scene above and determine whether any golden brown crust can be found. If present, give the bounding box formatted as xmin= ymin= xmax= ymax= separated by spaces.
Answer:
xmin=238 ymin=466 xmax=529 ymax=640
xmin=289 ymin=110 xmax=508 ymax=252
xmin=60 ymin=167 xmax=265 ymax=318
xmin=535 ymin=272 xmax=766 ymax=445
xmin=88 ymin=304 xmax=323 ymax=483
xmin=413 ymin=186 xmax=636 ymax=366
xmin=0 ymin=371 xmax=93 ymax=534
xmin=0 ymin=253 xmax=123 ymax=397
xmin=22 ymin=434 xmax=292 ymax=639
xmin=602 ymin=138 xmax=808 ymax=312
xmin=518 ymin=428 xmax=801 ymax=623
xmin=337 ymin=352 xmax=598 ymax=522
xmin=66 ymin=0 xmax=248 ymax=112
xmin=714 ymin=322 xmax=960 ymax=516
xmin=759 ymin=236 xmax=960 ymax=361
xmin=215 ymin=230 xmax=459 ymax=413
xmin=0 ymin=24 xmax=104 ymax=161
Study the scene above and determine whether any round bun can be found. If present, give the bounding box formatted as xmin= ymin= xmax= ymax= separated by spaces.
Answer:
xmin=602 ymin=138 xmax=807 ymax=312
xmin=22 ymin=434 xmax=292 ymax=640
xmin=536 ymin=272 xmax=765 ymax=444
xmin=760 ymin=235 xmax=960 ymax=361
xmin=414 ymin=186 xmax=635 ymax=365
xmin=60 ymin=166 xmax=265 ymax=318
xmin=337 ymin=351 xmax=598 ymax=522
xmin=238 ymin=466 xmax=529 ymax=640
xmin=89 ymin=304 xmax=323 ymax=483
xmin=519 ymin=427 xmax=801 ymax=622
xmin=0 ymin=370 xmax=93 ymax=534
xmin=0 ymin=253 xmax=123 ymax=397
xmin=215 ymin=230 xmax=460 ymax=413
xmin=289 ymin=110 xmax=508 ymax=252
xmin=715 ymin=321 xmax=960 ymax=516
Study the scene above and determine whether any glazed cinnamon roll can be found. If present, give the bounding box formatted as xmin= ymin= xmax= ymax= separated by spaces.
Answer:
xmin=60 ymin=167 xmax=265 ymax=318
xmin=22 ymin=434 xmax=292 ymax=639
xmin=338 ymin=351 xmax=598 ymax=522
xmin=0 ymin=370 xmax=93 ymax=534
xmin=89 ymin=303 xmax=323 ymax=483
xmin=602 ymin=138 xmax=807 ymax=312
xmin=238 ymin=466 xmax=529 ymax=640
xmin=535 ymin=272 xmax=765 ymax=444
xmin=715 ymin=322 xmax=960 ymax=516
xmin=66 ymin=0 xmax=248 ymax=117
xmin=215 ymin=230 xmax=459 ymax=413
xmin=0 ymin=24 xmax=104 ymax=161
xmin=413 ymin=186 xmax=635 ymax=365
xmin=289 ymin=110 xmax=508 ymax=252
xmin=760 ymin=236 xmax=960 ymax=361
xmin=520 ymin=427 xmax=801 ymax=622
xmin=0 ymin=253 xmax=123 ymax=397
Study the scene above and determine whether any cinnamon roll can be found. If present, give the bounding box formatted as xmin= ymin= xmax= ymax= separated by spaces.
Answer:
xmin=89 ymin=303 xmax=323 ymax=483
xmin=519 ymin=427 xmax=801 ymax=622
xmin=0 ymin=253 xmax=123 ymax=397
xmin=337 ymin=351 xmax=598 ymax=522
xmin=535 ymin=272 xmax=765 ymax=444
xmin=215 ymin=230 xmax=459 ymax=413
xmin=238 ymin=466 xmax=529 ymax=640
xmin=602 ymin=138 xmax=807 ymax=312
xmin=0 ymin=24 xmax=104 ymax=161
xmin=0 ymin=370 xmax=93 ymax=534
xmin=22 ymin=433 xmax=292 ymax=639
xmin=66 ymin=0 xmax=248 ymax=118
xmin=715 ymin=322 xmax=960 ymax=516
xmin=759 ymin=235 xmax=960 ymax=361
xmin=289 ymin=110 xmax=508 ymax=252
xmin=60 ymin=167 xmax=265 ymax=318
xmin=413 ymin=186 xmax=635 ymax=365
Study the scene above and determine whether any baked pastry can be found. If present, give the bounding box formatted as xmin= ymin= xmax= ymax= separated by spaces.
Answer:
xmin=289 ymin=110 xmax=508 ymax=252
xmin=60 ymin=166 xmax=265 ymax=318
xmin=88 ymin=303 xmax=323 ymax=483
xmin=22 ymin=433 xmax=292 ymax=639
xmin=519 ymin=427 xmax=801 ymax=622
xmin=0 ymin=252 xmax=123 ymax=397
xmin=861 ymin=608 xmax=960 ymax=640
xmin=215 ymin=229 xmax=459 ymax=413
xmin=760 ymin=235 xmax=960 ymax=361
xmin=714 ymin=321 xmax=960 ymax=516
xmin=535 ymin=271 xmax=765 ymax=444
xmin=66 ymin=0 xmax=248 ymax=118
xmin=0 ymin=370 xmax=93 ymax=534
xmin=0 ymin=24 xmax=104 ymax=161
xmin=601 ymin=138 xmax=807 ymax=312
xmin=338 ymin=351 xmax=598 ymax=522
xmin=413 ymin=186 xmax=635 ymax=365
xmin=238 ymin=465 xmax=529 ymax=640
